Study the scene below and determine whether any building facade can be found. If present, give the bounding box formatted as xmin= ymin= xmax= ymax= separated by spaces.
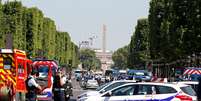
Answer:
xmin=94 ymin=49 xmax=113 ymax=72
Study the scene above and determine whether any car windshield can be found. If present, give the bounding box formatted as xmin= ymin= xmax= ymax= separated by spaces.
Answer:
xmin=38 ymin=65 xmax=49 ymax=77
xmin=180 ymin=86 xmax=196 ymax=96
xmin=38 ymin=66 xmax=49 ymax=73
xmin=96 ymin=82 xmax=111 ymax=91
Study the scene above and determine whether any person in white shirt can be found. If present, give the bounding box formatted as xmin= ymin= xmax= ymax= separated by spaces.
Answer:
xmin=26 ymin=70 xmax=42 ymax=101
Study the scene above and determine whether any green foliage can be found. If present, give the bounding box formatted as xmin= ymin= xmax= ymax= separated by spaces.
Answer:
xmin=42 ymin=17 xmax=56 ymax=59
xmin=70 ymin=42 xmax=80 ymax=68
xmin=112 ymin=45 xmax=129 ymax=69
xmin=128 ymin=18 xmax=150 ymax=69
xmin=1 ymin=2 xmax=24 ymax=49
xmin=149 ymin=0 xmax=201 ymax=63
xmin=0 ymin=2 xmax=5 ymax=48
xmin=25 ymin=7 xmax=45 ymax=57
xmin=79 ymin=49 xmax=101 ymax=70
xmin=0 ymin=1 xmax=79 ymax=68
xmin=149 ymin=0 xmax=165 ymax=60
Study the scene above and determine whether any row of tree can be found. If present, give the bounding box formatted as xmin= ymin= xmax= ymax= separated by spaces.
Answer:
xmin=113 ymin=0 xmax=201 ymax=69
xmin=149 ymin=0 xmax=201 ymax=63
xmin=0 ymin=1 xmax=79 ymax=67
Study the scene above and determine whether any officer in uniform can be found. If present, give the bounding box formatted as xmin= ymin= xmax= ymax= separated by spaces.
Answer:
xmin=53 ymin=68 xmax=66 ymax=101
xmin=26 ymin=69 xmax=42 ymax=101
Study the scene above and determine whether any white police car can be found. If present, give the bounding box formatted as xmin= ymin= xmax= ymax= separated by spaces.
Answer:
xmin=78 ymin=82 xmax=197 ymax=101
xmin=78 ymin=80 xmax=136 ymax=99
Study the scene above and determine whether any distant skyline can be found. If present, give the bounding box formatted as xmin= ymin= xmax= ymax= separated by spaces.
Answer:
xmin=18 ymin=0 xmax=149 ymax=51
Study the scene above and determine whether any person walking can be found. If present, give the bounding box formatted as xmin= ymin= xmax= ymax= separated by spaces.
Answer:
xmin=26 ymin=69 xmax=42 ymax=101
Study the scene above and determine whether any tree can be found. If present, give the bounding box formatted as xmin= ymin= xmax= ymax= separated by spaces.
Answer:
xmin=25 ymin=7 xmax=44 ymax=57
xmin=0 ymin=1 xmax=80 ymax=68
xmin=1 ymin=1 xmax=24 ymax=49
xmin=79 ymin=49 xmax=101 ymax=70
xmin=149 ymin=0 xmax=201 ymax=64
xmin=128 ymin=18 xmax=150 ymax=69
xmin=112 ymin=45 xmax=129 ymax=69
xmin=149 ymin=0 xmax=166 ymax=60
xmin=42 ymin=17 xmax=56 ymax=59
xmin=0 ymin=1 xmax=5 ymax=48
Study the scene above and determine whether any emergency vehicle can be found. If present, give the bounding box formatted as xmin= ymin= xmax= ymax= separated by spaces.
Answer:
xmin=32 ymin=60 xmax=58 ymax=100
xmin=182 ymin=67 xmax=201 ymax=81
xmin=78 ymin=82 xmax=197 ymax=101
xmin=0 ymin=49 xmax=32 ymax=101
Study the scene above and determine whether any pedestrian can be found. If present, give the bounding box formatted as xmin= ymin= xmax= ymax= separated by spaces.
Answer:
xmin=53 ymin=68 xmax=66 ymax=101
xmin=26 ymin=69 xmax=42 ymax=101
xmin=197 ymin=76 xmax=201 ymax=101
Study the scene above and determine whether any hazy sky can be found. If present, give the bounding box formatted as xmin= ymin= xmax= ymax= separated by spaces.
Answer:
xmin=19 ymin=0 xmax=150 ymax=51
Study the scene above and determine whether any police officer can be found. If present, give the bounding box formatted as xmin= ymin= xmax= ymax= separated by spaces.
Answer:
xmin=53 ymin=68 xmax=66 ymax=101
xmin=26 ymin=69 xmax=42 ymax=101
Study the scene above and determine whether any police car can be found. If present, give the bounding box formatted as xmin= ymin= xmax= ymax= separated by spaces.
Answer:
xmin=78 ymin=80 xmax=136 ymax=99
xmin=78 ymin=82 xmax=197 ymax=101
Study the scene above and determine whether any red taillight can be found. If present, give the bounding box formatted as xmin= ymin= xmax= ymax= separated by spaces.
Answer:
xmin=175 ymin=95 xmax=192 ymax=101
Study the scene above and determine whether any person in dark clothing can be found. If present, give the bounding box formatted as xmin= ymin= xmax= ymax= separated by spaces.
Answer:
xmin=26 ymin=70 xmax=42 ymax=101
xmin=64 ymin=79 xmax=73 ymax=101
xmin=53 ymin=68 xmax=66 ymax=101
xmin=197 ymin=76 xmax=201 ymax=101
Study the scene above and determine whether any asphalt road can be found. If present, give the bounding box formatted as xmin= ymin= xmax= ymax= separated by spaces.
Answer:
xmin=69 ymin=77 xmax=96 ymax=101
xmin=69 ymin=78 xmax=85 ymax=101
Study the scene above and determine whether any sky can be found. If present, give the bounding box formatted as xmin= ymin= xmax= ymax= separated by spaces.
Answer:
xmin=18 ymin=0 xmax=150 ymax=51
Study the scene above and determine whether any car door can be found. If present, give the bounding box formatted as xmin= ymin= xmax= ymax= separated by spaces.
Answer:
xmin=152 ymin=85 xmax=178 ymax=100
xmin=129 ymin=84 xmax=153 ymax=101
xmin=101 ymin=85 xmax=135 ymax=101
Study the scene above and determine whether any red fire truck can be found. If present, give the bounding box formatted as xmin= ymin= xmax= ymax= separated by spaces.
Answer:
xmin=32 ymin=60 xmax=58 ymax=100
xmin=0 ymin=49 xmax=32 ymax=101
